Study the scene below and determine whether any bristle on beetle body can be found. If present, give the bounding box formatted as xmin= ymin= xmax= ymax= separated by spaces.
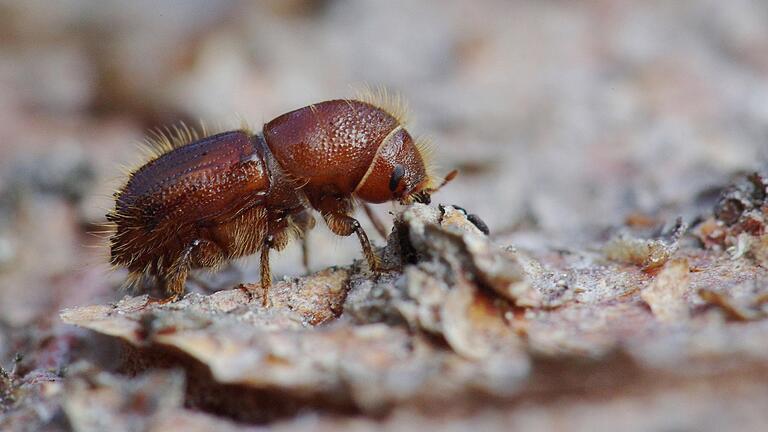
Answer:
xmin=354 ymin=85 xmax=410 ymax=126
xmin=353 ymin=86 xmax=439 ymax=191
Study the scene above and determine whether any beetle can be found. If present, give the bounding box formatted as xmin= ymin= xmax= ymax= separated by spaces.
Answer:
xmin=107 ymin=95 xmax=455 ymax=305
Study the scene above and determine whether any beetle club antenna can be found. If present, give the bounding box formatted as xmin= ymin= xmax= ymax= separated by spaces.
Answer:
xmin=426 ymin=169 xmax=458 ymax=194
xmin=412 ymin=170 xmax=458 ymax=204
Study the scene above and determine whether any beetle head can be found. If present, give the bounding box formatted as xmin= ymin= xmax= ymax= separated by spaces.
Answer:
xmin=354 ymin=127 xmax=455 ymax=205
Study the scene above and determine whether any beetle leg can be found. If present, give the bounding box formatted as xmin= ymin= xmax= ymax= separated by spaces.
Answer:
xmin=291 ymin=210 xmax=315 ymax=274
xmin=259 ymin=236 xmax=273 ymax=307
xmin=323 ymin=213 xmax=382 ymax=274
xmin=157 ymin=240 xmax=198 ymax=302
xmin=145 ymin=294 xmax=180 ymax=305
xmin=301 ymin=236 xmax=310 ymax=274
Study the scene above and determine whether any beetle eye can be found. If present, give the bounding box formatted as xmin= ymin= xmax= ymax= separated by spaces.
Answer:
xmin=389 ymin=165 xmax=405 ymax=192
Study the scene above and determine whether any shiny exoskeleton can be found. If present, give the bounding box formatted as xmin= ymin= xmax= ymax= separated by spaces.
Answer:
xmin=108 ymin=99 xmax=452 ymax=304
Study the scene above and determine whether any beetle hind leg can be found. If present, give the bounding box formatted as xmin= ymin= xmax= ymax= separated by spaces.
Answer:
xmin=157 ymin=247 xmax=193 ymax=302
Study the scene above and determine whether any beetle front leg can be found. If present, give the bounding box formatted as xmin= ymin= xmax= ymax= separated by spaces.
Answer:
xmin=323 ymin=213 xmax=382 ymax=274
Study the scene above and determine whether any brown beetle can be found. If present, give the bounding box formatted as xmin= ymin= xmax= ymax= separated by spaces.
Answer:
xmin=107 ymin=96 xmax=455 ymax=304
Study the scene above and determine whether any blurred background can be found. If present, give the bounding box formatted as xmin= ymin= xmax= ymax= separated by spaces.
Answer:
xmin=1 ymin=0 xmax=767 ymax=367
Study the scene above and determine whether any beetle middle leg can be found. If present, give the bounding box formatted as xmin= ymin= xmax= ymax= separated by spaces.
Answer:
xmin=258 ymin=225 xmax=293 ymax=306
xmin=231 ymin=236 xmax=271 ymax=306
xmin=291 ymin=210 xmax=316 ymax=275
xmin=258 ymin=237 xmax=273 ymax=306
xmin=323 ymin=213 xmax=382 ymax=274
xmin=301 ymin=236 xmax=310 ymax=274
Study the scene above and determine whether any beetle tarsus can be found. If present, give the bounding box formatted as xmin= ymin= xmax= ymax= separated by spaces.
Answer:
xmin=145 ymin=293 xmax=180 ymax=306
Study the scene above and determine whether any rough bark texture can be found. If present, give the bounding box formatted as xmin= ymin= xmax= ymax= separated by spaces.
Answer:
xmin=49 ymin=203 xmax=768 ymax=430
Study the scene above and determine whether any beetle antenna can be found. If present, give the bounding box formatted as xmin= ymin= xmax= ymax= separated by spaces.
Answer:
xmin=425 ymin=169 xmax=458 ymax=194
